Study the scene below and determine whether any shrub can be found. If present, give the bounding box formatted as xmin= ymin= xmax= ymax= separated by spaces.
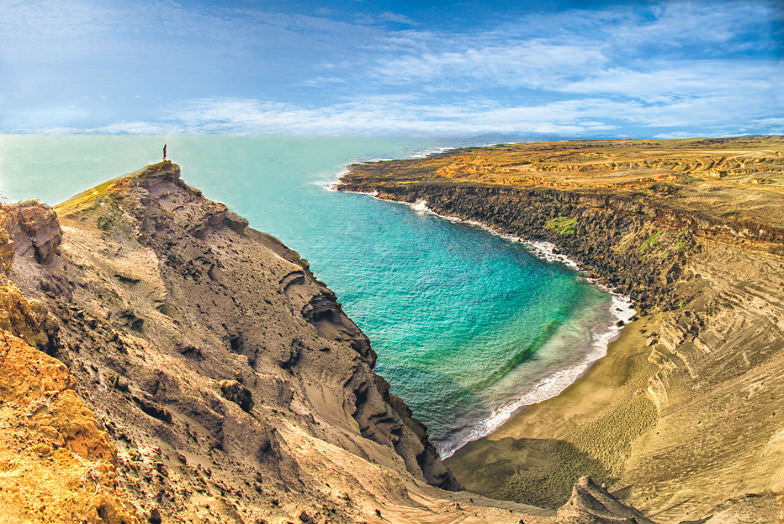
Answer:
xmin=640 ymin=230 xmax=664 ymax=252
xmin=545 ymin=216 xmax=577 ymax=236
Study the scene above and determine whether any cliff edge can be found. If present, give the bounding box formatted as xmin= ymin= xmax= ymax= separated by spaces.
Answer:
xmin=0 ymin=161 xmax=650 ymax=523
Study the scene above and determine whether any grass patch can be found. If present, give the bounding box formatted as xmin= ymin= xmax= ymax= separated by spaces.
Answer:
xmin=678 ymin=175 xmax=704 ymax=185
xmin=545 ymin=216 xmax=577 ymax=236
xmin=96 ymin=214 xmax=115 ymax=231
xmin=640 ymin=230 xmax=664 ymax=252
xmin=55 ymin=177 xmax=124 ymax=217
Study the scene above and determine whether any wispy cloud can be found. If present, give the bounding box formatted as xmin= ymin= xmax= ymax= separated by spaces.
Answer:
xmin=22 ymin=89 xmax=770 ymax=137
xmin=354 ymin=11 xmax=418 ymax=26
xmin=297 ymin=76 xmax=348 ymax=87
xmin=1 ymin=0 xmax=781 ymax=136
xmin=370 ymin=41 xmax=608 ymax=89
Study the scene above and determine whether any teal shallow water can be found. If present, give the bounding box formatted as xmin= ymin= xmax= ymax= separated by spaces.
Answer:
xmin=0 ymin=136 xmax=632 ymax=456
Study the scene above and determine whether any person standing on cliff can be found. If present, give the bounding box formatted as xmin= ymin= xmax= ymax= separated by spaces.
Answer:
xmin=163 ymin=144 xmax=167 ymax=161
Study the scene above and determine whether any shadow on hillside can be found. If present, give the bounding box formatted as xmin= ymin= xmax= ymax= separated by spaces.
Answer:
xmin=446 ymin=436 xmax=611 ymax=508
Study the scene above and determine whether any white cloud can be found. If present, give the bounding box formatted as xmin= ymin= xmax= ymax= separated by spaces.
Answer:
xmin=558 ymin=60 xmax=782 ymax=102
xmin=354 ymin=11 xmax=417 ymax=26
xmin=654 ymin=131 xmax=707 ymax=139
xmin=91 ymin=121 xmax=184 ymax=135
xmin=371 ymin=41 xmax=608 ymax=89
xmin=297 ymin=76 xmax=348 ymax=87
xmin=377 ymin=11 xmax=417 ymax=26
xmin=1 ymin=0 xmax=781 ymax=136
xmin=38 ymin=90 xmax=766 ymax=137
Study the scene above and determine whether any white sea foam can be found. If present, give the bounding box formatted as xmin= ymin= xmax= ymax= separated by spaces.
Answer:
xmin=322 ymin=150 xmax=637 ymax=458
xmin=408 ymin=146 xmax=455 ymax=158
xmin=439 ymin=289 xmax=635 ymax=458
xmin=409 ymin=199 xmax=433 ymax=215
xmin=316 ymin=166 xmax=349 ymax=192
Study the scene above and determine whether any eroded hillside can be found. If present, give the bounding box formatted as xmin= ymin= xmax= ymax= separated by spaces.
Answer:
xmin=0 ymin=205 xmax=139 ymax=524
xmin=0 ymin=162 xmax=651 ymax=523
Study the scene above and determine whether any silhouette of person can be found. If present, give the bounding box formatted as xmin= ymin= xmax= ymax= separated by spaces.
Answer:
xmin=163 ymin=144 xmax=167 ymax=161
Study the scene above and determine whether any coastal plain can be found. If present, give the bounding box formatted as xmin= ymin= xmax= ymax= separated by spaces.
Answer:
xmin=339 ymin=136 xmax=784 ymax=523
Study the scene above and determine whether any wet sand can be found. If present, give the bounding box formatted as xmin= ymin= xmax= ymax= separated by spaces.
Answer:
xmin=446 ymin=316 xmax=658 ymax=508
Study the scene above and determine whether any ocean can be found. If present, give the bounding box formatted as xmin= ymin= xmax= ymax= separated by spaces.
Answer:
xmin=0 ymin=135 xmax=633 ymax=457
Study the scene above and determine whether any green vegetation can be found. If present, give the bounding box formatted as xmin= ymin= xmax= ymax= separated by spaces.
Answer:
xmin=679 ymin=175 xmax=704 ymax=185
xmin=96 ymin=214 xmax=115 ymax=231
xmin=640 ymin=230 xmax=664 ymax=252
xmin=675 ymin=240 xmax=686 ymax=252
xmin=545 ymin=216 xmax=577 ymax=236
xmin=54 ymin=178 xmax=122 ymax=217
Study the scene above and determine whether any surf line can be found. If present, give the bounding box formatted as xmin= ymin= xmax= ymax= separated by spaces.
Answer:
xmin=333 ymin=185 xmax=636 ymax=455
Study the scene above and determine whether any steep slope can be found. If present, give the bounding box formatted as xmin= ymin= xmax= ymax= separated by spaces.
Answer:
xmin=0 ymin=204 xmax=139 ymax=524
xmin=0 ymin=161 xmax=654 ymax=524
xmin=0 ymin=331 xmax=140 ymax=524
xmin=7 ymin=161 xmax=450 ymax=523
xmin=339 ymin=136 xmax=784 ymax=523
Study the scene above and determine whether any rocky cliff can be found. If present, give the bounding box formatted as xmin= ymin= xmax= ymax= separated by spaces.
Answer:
xmin=339 ymin=137 xmax=784 ymax=523
xmin=0 ymin=161 xmax=648 ymax=523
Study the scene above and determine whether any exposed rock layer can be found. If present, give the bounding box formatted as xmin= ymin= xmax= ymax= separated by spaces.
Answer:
xmin=0 ymin=204 xmax=139 ymax=524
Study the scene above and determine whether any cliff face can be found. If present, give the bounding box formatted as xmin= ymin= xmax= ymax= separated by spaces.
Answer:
xmin=6 ymin=162 xmax=458 ymax=523
xmin=0 ymin=204 xmax=139 ymax=524
xmin=0 ymin=160 xmax=662 ymax=524
xmin=339 ymin=137 xmax=784 ymax=523
xmin=0 ymin=160 xmax=646 ymax=524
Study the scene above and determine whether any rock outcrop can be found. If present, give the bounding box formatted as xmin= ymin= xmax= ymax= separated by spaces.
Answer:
xmin=556 ymin=477 xmax=653 ymax=524
xmin=0 ymin=204 xmax=139 ymax=524
xmin=6 ymin=162 xmax=454 ymax=522
xmin=0 ymin=331 xmax=141 ymax=524
xmin=0 ymin=160 xmax=655 ymax=523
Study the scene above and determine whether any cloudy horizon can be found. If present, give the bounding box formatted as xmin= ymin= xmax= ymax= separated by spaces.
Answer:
xmin=1 ymin=0 xmax=782 ymax=137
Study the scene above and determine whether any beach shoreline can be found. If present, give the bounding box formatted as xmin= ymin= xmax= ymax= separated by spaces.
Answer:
xmin=322 ymin=136 xmax=784 ymax=520
xmin=332 ymin=181 xmax=637 ymax=458
xmin=445 ymin=312 xmax=657 ymax=507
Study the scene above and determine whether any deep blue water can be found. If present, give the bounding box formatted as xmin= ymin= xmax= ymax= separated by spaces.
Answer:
xmin=0 ymin=135 xmax=631 ymax=456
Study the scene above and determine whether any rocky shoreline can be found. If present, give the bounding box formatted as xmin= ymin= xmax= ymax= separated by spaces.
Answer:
xmin=342 ymin=187 xmax=638 ymax=460
xmin=338 ymin=137 xmax=784 ymax=523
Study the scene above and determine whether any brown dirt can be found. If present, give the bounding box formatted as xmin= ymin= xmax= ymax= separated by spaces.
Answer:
xmin=0 ymin=329 xmax=139 ymax=524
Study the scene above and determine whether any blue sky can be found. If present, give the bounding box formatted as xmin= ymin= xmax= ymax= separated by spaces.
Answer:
xmin=0 ymin=0 xmax=782 ymax=137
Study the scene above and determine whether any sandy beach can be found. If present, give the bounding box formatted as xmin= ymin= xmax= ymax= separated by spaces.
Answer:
xmin=446 ymin=315 xmax=657 ymax=507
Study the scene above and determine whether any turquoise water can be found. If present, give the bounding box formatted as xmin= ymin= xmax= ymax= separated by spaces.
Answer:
xmin=0 ymin=136 xmax=631 ymax=456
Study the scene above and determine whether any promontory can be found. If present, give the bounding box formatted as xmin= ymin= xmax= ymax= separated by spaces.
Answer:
xmin=0 ymin=160 xmax=650 ymax=523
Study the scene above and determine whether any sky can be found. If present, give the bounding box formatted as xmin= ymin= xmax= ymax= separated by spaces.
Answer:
xmin=0 ymin=0 xmax=782 ymax=137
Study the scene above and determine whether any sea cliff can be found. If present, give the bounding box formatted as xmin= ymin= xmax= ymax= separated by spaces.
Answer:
xmin=0 ymin=161 xmax=649 ymax=524
xmin=339 ymin=137 xmax=784 ymax=523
